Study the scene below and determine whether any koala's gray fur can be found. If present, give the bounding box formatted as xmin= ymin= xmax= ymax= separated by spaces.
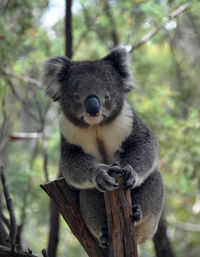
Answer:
xmin=42 ymin=48 xmax=164 ymax=247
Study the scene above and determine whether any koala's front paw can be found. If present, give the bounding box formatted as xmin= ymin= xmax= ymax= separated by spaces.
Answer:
xmin=122 ymin=165 xmax=138 ymax=189
xmin=94 ymin=164 xmax=123 ymax=192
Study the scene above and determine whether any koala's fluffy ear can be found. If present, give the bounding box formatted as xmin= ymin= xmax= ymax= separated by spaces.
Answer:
xmin=103 ymin=48 xmax=134 ymax=92
xmin=42 ymin=56 xmax=71 ymax=101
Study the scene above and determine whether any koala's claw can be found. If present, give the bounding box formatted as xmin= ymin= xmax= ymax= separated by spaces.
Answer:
xmin=95 ymin=170 xmax=119 ymax=192
xmin=122 ymin=165 xmax=137 ymax=189
xmin=132 ymin=205 xmax=142 ymax=222
xmin=95 ymin=164 xmax=124 ymax=192
xmin=111 ymin=163 xmax=122 ymax=168
xmin=99 ymin=228 xmax=110 ymax=248
xmin=108 ymin=163 xmax=123 ymax=178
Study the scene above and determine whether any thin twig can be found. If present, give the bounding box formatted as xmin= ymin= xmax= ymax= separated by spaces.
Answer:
xmin=102 ymin=0 xmax=119 ymax=47
xmin=41 ymin=128 xmax=49 ymax=182
xmin=168 ymin=3 xmax=191 ymax=20
xmin=16 ymin=189 xmax=29 ymax=250
xmin=0 ymin=218 xmax=9 ymax=247
xmin=0 ymin=210 xmax=11 ymax=230
xmin=1 ymin=72 xmax=40 ymax=123
xmin=168 ymin=220 xmax=200 ymax=232
xmin=130 ymin=26 xmax=161 ymax=52
xmin=0 ymin=99 xmax=11 ymax=153
xmin=0 ymin=245 xmax=38 ymax=257
xmin=9 ymin=132 xmax=44 ymax=140
xmin=3 ymin=70 xmax=42 ymax=90
xmin=0 ymin=166 xmax=17 ymax=244
xmin=74 ymin=4 xmax=92 ymax=51
xmin=6 ymin=238 xmax=16 ymax=255
xmin=74 ymin=3 xmax=104 ymax=51
xmin=129 ymin=2 xmax=191 ymax=52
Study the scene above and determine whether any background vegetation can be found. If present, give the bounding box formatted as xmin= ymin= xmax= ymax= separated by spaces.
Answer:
xmin=0 ymin=0 xmax=200 ymax=257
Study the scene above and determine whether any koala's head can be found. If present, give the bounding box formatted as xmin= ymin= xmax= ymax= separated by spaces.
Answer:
xmin=42 ymin=48 xmax=134 ymax=127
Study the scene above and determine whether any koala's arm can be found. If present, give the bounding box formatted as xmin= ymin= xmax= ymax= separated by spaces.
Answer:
xmin=60 ymin=136 xmax=120 ymax=191
xmin=60 ymin=136 xmax=98 ymax=189
xmin=119 ymin=114 xmax=158 ymax=188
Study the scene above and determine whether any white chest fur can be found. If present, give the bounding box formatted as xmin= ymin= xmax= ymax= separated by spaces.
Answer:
xmin=60 ymin=102 xmax=133 ymax=164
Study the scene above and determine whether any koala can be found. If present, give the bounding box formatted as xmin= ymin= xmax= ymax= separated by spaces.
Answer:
xmin=42 ymin=48 xmax=164 ymax=247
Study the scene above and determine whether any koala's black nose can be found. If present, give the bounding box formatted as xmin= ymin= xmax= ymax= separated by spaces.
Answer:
xmin=84 ymin=96 xmax=100 ymax=116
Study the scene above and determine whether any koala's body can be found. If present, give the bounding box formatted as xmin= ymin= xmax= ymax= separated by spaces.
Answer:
xmin=43 ymin=48 xmax=164 ymax=247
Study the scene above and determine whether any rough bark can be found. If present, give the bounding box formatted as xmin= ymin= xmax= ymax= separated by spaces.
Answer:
xmin=153 ymin=216 xmax=175 ymax=257
xmin=41 ymin=178 xmax=108 ymax=257
xmin=104 ymin=177 xmax=138 ymax=257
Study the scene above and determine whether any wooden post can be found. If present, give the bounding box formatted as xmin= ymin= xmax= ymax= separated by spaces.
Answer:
xmin=41 ymin=177 xmax=138 ymax=257
xmin=104 ymin=177 xmax=138 ymax=257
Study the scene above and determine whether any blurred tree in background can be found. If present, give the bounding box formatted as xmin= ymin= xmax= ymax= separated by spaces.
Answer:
xmin=0 ymin=0 xmax=200 ymax=257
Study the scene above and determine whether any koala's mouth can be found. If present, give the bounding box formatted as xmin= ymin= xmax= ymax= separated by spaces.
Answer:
xmin=83 ymin=113 xmax=103 ymax=125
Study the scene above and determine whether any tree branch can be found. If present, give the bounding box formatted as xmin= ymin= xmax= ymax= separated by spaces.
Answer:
xmin=16 ymin=190 xmax=29 ymax=250
xmin=0 ymin=99 xmax=11 ymax=153
xmin=41 ymin=178 xmax=108 ymax=257
xmin=0 ymin=208 xmax=11 ymax=231
xmin=0 ymin=245 xmax=39 ymax=257
xmin=0 ymin=166 xmax=17 ymax=244
xmin=74 ymin=4 xmax=100 ymax=51
xmin=102 ymin=0 xmax=119 ymax=47
xmin=40 ymin=127 xmax=49 ymax=182
xmin=9 ymin=132 xmax=44 ymax=141
xmin=42 ymin=176 xmax=139 ymax=257
xmin=65 ymin=0 xmax=73 ymax=58
xmin=0 ymin=71 xmax=40 ymax=123
xmin=129 ymin=2 xmax=191 ymax=52
xmin=0 ymin=219 xmax=9 ymax=247
xmin=3 ymin=70 xmax=42 ymax=90
xmin=168 ymin=220 xmax=200 ymax=232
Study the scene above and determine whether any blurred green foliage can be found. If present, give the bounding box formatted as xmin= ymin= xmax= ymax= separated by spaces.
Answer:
xmin=0 ymin=0 xmax=200 ymax=257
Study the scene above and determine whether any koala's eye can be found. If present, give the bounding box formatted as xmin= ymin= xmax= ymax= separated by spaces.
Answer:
xmin=74 ymin=94 xmax=80 ymax=101
xmin=104 ymin=94 xmax=110 ymax=100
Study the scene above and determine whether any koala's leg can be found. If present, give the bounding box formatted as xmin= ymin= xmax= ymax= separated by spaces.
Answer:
xmin=79 ymin=189 xmax=109 ymax=247
xmin=131 ymin=170 xmax=164 ymax=244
